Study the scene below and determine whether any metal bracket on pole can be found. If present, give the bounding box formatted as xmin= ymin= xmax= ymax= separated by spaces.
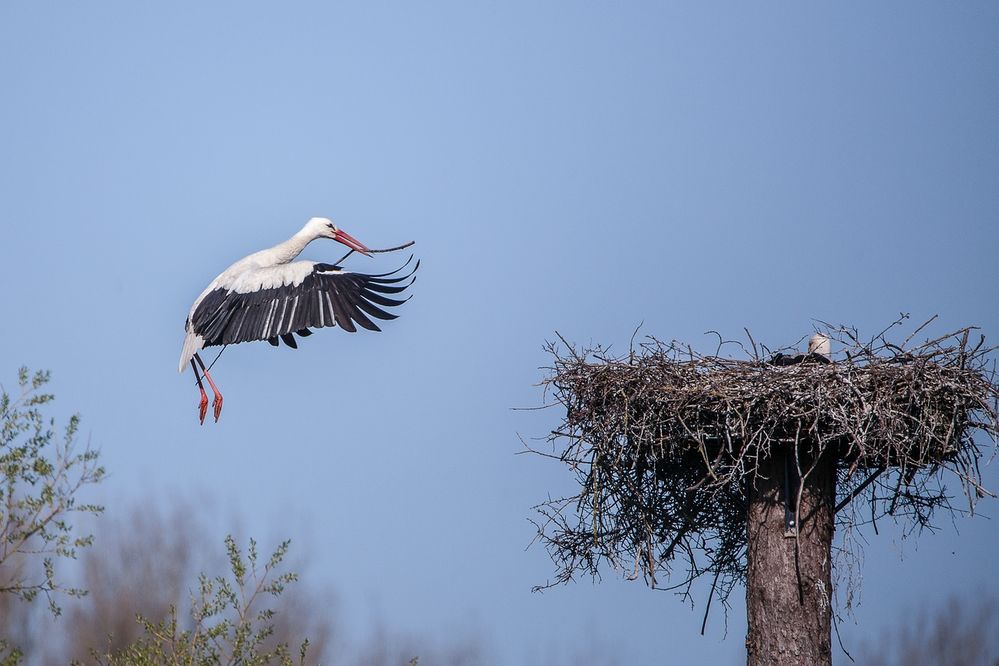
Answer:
xmin=784 ymin=454 xmax=800 ymax=537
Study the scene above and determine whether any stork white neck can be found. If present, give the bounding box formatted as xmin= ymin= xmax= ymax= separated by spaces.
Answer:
xmin=264 ymin=227 xmax=320 ymax=265
xmin=808 ymin=333 xmax=831 ymax=358
xmin=257 ymin=218 xmax=333 ymax=267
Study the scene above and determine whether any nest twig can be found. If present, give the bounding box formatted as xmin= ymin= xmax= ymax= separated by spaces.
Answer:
xmin=529 ymin=316 xmax=999 ymax=609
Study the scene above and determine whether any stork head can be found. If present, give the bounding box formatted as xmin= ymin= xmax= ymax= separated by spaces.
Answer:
xmin=304 ymin=217 xmax=372 ymax=256
xmin=808 ymin=333 xmax=831 ymax=358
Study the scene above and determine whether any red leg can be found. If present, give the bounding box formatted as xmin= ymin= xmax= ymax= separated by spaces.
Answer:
xmin=191 ymin=359 xmax=209 ymax=425
xmin=194 ymin=353 xmax=223 ymax=423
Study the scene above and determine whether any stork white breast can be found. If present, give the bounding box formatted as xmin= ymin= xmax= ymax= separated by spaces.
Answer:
xmin=227 ymin=262 xmax=315 ymax=294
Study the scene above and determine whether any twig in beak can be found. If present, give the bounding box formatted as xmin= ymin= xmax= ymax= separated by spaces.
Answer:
xmin=333 ymin=240 xmax=415 ymax=266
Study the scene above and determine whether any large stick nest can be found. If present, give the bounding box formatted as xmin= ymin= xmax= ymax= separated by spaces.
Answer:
xmin=530 ymin=318 xmax=998 ymax=608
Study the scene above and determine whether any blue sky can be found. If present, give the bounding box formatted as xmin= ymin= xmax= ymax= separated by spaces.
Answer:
xmin=1 ymin=2 xmax=997 ymax=663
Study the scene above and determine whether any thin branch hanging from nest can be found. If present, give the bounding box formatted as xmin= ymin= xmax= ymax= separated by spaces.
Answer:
xmin=528 ymin=317 xmax=999 ymax=608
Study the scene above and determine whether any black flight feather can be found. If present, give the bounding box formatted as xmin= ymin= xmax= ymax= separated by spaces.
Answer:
xmin=190 ymin=257 xmax=418 ymax=347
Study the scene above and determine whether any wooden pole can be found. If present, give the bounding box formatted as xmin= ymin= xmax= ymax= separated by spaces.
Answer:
xmin=745 ymin=444 xmax=836 ymax=666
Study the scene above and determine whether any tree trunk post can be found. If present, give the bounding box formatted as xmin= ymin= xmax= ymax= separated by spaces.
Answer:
xmin=746 ymin=445 xmax=836 ymax=666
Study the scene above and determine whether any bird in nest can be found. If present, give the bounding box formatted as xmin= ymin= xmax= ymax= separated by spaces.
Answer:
xmin=769 ymin=333 xmax=832 ymax=367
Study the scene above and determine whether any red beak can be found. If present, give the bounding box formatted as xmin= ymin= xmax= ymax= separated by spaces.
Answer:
xmin=333 ymin=228 xmax=373 ymax=256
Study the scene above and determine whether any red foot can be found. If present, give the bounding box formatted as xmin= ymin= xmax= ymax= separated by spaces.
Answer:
xmin=192 ymin=354 xmax=222 ymax=425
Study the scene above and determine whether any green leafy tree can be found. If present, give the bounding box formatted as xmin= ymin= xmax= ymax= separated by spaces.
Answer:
xmin=0 ymin=367 xmax=104 ymax=618
xmin=88 ymin=536 xmax=310 ymax=666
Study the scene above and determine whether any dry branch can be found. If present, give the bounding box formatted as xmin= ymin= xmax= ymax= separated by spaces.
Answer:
xmin=530 ymin=319 xmax=999 ymax=609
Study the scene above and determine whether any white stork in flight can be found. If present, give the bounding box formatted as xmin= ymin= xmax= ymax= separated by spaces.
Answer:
xmin=179 ymin=217 xmax=418 ymax=424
